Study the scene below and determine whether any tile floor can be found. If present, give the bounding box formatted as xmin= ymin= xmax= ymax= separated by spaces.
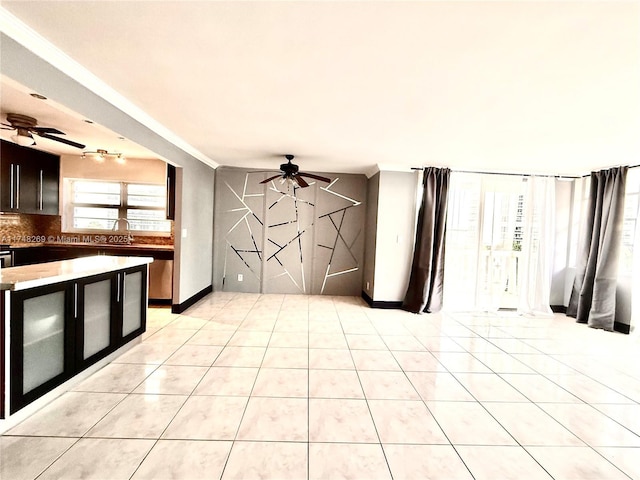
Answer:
xmin=2 ymin=292 xmax=640 ymax=479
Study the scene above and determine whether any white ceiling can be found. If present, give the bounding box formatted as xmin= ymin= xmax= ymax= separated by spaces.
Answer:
xmin=1 ymin=1 xmax=639 ymax=176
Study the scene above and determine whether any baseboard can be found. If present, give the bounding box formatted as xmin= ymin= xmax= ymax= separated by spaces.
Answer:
xmin=551 ymin=305 xmax=567 ymax=313
xmin=614 ymin=321 xmax=631 ymax=335
xmin=361 ymin=291 xmax=403 ymax=309
xmin=149 ymin=298 xmax=172 ymax=306
xmin=171 ymin=285 xmax=213 ymax=314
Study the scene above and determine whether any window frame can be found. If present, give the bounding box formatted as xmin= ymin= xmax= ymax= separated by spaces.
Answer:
xmin=63 ymin=179 xmax=171 ymax=237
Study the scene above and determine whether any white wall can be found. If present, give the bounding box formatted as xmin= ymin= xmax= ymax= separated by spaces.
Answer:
xmin=174 ymin=163 xmax=214 ymax=304
xmin=2 ymin=34 xmax=215 ymax=306
xmin=362 ymin=173 xmax=379 ymax=299
xmin=550 ymin=179 xmax=573 ymax=306
xmin=372 ymin=170 xmax=418 ymax=302
xmin=60 ymin=155 xmax=166 ymax=183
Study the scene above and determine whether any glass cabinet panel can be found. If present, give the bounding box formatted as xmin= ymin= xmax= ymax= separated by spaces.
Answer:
xmin=22 ymin=291 xmax=65 ymax=394
xmin=83 ymin=279 xmax=112 ymax=359
xmin=122 ymin=271 xmax=142 ymax=336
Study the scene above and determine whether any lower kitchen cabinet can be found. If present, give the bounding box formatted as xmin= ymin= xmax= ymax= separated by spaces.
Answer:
xmin=9 ymin=264 xmax=147 ymax=414
xmin=10 ymin=281 xmax=73 ymax=414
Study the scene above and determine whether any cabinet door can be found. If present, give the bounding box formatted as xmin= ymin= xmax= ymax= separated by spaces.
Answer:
xmin=10 ymin=283 xmax=73 ymax=414
xmin=120 ymin=266 xmax=148 ymax=340
xmin=0 ymin=157 xmax=15 ymax=211
xmin=76 ymin=273 xmax=118 ymax=368
xmin=37 ymin=157 xmax=60 ymax=215
xmin=15 ymin=159 xmax=40 ymax=214
xmin=0 ymin=140 xmax=60 ymax=215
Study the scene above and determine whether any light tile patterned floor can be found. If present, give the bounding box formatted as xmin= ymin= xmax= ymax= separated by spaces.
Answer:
xmin=2 ymin=293 xmax=640 ymax=479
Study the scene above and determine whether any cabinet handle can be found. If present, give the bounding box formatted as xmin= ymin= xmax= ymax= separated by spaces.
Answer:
xmin=39 ymin=169 xmax=44 ymax=210
xmin=10 ymin=164 xmax=14 ymax=209
xmin=166 ymin=175 xmax=170 ymax=218
xmin=122 ymin=273 xmax=127 ymax=305
xmin=16 ymin=164 xmax=20 ymax=209
xmin=116 ymin=273 xmax=120 ymax=302
xmin=74 ymin=284 xmax=78 ymax=318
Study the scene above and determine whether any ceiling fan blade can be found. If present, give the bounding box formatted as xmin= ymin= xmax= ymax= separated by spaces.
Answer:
xmin=259 ymin=174 xmax=283 ymax=184
xmin=293 ymin=174 xmax=309 ymax=188
xmin=36 ymin=133 xmax=86 ymax=149
xmin=32 ymin=126 xmax=66 ymax=135
xmin=298 ymin=172 xmax=331 ymax=183
xmin=0 ymin=127 xmax=15 ymax=130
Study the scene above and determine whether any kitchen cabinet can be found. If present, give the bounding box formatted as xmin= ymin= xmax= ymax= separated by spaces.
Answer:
xmin=9 ymin=281 xmax=73 ymax=414
xmin=0 ymin=140 xmax=60 ymax=215
xmin=7 ymin=262 xmax=148 ymax=414
xmin=166 ymin=163 xmax=176 ymax=220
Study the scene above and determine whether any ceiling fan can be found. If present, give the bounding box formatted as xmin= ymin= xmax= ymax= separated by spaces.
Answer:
xmin=259 ymin=154 xmax=331 ymax=188
xmin=1 ymin=113 xmax=86 ymax=149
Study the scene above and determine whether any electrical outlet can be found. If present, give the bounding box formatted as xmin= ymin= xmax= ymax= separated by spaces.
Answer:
xmin=237 ymin=273 xmax=243 ymax=282
xmin=366 ymin=281 xmax=370 ymax=290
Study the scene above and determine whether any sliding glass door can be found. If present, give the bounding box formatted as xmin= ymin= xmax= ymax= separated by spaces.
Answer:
xmin=444 ymin=173 xmax=526 ymax=312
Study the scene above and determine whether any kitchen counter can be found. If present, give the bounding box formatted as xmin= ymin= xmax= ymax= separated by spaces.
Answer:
xmin=8 ymin=242 xmax=173 ymax=252
xmin=1 ymin=255 xmax=150 ymax=423
xmin=0 ymin=255 xmax=152 ymax=291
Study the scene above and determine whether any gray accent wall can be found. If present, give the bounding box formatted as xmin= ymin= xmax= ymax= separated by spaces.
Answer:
xmin=213 ymin=167 xmax=366 ymax=295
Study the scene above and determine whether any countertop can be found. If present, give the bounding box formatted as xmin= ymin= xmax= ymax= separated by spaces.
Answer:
xmin=8 ymin=242 xmax=173 ymax=252
xmin=0 ymin=255 xmax=153 ymax=291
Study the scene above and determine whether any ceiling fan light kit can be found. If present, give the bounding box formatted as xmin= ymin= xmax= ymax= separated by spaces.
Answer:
xmin=11 ymin=128 xmax=36 ymax=146
xmin=259 ymin=154 xmax=331 ymax=189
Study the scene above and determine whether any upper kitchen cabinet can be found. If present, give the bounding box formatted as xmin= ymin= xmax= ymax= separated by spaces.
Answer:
xmin=1 ymin=140 xmax=60 ymax=215
xmin=166 ymin=163 xmax=176 ymax=220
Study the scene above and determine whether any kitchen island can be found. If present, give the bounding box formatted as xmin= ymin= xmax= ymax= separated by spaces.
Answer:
xmin=0 ymin=255 xmax=151 ymax=426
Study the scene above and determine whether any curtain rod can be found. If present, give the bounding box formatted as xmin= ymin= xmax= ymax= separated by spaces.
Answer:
xmin=414 ymin=163 xmax=640 ymax=179
xmin=410 ymin=167 xmax=579 ymax=179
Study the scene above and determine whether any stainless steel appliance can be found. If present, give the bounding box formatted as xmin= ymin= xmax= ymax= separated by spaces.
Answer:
xmin=0 ymin=247 xmax=12 ymax=268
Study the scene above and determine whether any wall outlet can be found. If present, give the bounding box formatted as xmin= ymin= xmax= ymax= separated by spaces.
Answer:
xmin=237 ymin=273 xmax=243 ymax=282
xmin=366 ymin=281 xmax=370 ymax=290
xmin=181 ymin=228 xmax=188 ymax=238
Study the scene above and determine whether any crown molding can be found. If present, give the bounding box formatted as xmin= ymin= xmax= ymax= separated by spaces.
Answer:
xmin=0 ymin=7 xmax=219 ymax=169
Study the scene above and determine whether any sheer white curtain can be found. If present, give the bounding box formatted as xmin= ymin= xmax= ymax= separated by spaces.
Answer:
xmin=442 ymin=173 xmax=482 ymax=311
xmin=517 ymin=176 xmax=555 ymax=316
xmin=443 ymin=173 xmax=556 ymax=315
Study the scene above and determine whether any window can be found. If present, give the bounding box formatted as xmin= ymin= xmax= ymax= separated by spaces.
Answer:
xmin=66 ymin=180 xmax=171 ymax=234
xmin=620 ymin=169 xmax=640 ymax=277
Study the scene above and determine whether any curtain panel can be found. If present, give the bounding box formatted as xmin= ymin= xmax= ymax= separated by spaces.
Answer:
xmin=567 ymin=166 xmax=628 ymax=331
xmin=517 ymin=176 xmax=555 ymax=316
xmin=402 ymin=167 xmax=450 ymax=313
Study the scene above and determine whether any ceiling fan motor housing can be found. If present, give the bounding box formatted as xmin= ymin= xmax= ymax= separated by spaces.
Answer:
xmin=6 ymin=113 xmax=38 ymax=128
xmin=280 ymin=159 xmax=299 ymax=175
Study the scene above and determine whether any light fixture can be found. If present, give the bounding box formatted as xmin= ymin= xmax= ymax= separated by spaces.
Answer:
xmin=11 ymin=128 xmax=35 ymax=146
xmin=279 ymin=175 xmax=300 ymax=188
xmin=82 ymin=149 xmax=126 ymax=163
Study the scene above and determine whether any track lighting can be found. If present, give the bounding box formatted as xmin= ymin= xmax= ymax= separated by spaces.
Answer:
xmin=82 ymin=149 xmax=126 ymax=163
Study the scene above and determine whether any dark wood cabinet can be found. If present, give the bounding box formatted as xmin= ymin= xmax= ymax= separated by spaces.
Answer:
xmin=0 ymin=140 xmax=60 ymax=215
xmin=166 ymin=163 xmax=176 ymax=220
xmin=8 ymin=265 xmax=147 ymax=414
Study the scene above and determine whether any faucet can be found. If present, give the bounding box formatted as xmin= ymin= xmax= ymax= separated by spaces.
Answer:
xmin=112 ymin=217 xmax=131 ymax=232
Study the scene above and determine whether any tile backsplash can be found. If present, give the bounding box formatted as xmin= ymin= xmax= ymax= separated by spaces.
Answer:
xmin=0 ymin=213 xmax=174 ymax=246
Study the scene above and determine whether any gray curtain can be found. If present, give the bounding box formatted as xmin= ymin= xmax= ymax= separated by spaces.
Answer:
xmin=403 ymin=167 xmax=450 ymax=313
xmin=567 ymin=166 xmax=628 ymax=331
